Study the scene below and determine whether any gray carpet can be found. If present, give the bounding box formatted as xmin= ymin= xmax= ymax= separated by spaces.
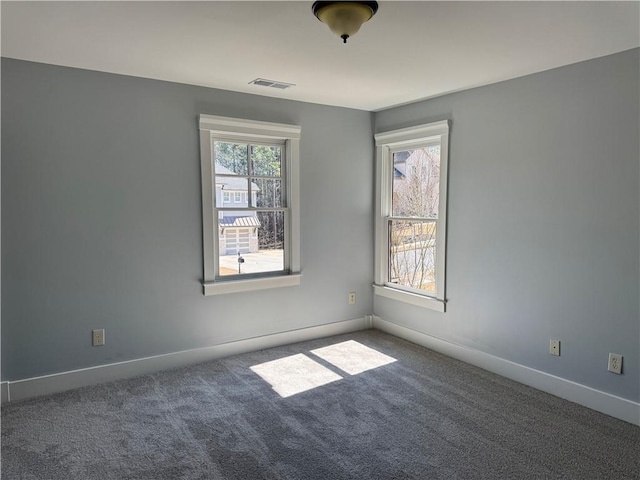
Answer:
xmin=2 ymin=330 xmax=639 ymax=479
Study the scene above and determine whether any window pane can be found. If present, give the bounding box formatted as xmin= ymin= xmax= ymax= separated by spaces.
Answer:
xmin=257 ymin=211 xmax=285 ymax=251
xmin=388 ymin=219 xmax=437 ymax=294
xmin=214 ymin=141 xmax=248 ymax=175
xmin=254 ymin=179 xmax=282 ymax=208
xmin=392 ymin=146 xmax=440 ymax=218
xmin=251 ymin=145 xmax=282 ymax=177
xmin=218 ymin=210 xmax=284 ymax=276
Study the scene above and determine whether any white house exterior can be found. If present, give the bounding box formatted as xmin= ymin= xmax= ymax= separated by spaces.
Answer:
xmin=215 ymin=164 xmax=260 ymax=255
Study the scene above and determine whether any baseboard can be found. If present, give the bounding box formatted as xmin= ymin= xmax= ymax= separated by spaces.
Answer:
xmin=373 ymin=316 xmax=640 ymax=426
xmin=1 ymin=382 xmax=9 ymax=404
xmin=4 ymin=317 xmax=370 ymax=405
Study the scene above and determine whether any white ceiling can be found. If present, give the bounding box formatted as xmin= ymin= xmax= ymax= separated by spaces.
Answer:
xmin=2 ymin=1 xmax=639 ymax=111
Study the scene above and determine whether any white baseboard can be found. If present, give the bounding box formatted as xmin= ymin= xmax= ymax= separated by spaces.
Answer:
xmin=373 ymin=316 xmax=640 ymax=426
xmin=7 ymin=315 xmax=638 ymax=427
xmin=1 ymin=382 xmax=9 ymax=404
xmin=4 ymin=317 xmax=370 ymax=405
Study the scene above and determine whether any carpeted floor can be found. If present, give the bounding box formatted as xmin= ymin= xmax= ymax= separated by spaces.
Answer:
xmin=2 ymin=330 xmax=639 ymax=479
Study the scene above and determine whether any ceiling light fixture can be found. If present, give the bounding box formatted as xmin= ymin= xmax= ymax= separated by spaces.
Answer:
xmin=312 ymin=1 xmax=378 ymax=44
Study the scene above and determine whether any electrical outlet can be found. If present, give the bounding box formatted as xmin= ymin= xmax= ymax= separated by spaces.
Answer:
xmin=608 ymin=353 xmax=622 ymax=374
xmin=348 ymin=292 xmax=356 ymax=304
xmin=92 ymin=329 xmax=105 ymax=346
xmin=549 ymin=339 xmax=560 ymax=356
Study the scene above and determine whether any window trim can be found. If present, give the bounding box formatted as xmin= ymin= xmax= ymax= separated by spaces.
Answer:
xmin=199 ymin=114 xmax=301 ymax=295
xmin=374 ymin=120 xmax=450 ymax=312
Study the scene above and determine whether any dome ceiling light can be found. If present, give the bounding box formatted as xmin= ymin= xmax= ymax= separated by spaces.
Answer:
xmin=312 ymin=1 xmax=379 ymax=44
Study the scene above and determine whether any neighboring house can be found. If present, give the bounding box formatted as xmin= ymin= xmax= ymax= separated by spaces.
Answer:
xmin=215 ymin=164 xmax=261 ymax=255
xmin=392 ymin=151 xmax=409 ymax=179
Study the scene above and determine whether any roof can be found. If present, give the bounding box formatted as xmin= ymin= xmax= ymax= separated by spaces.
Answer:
xmin=393 ymin=151 xmax=409 ymax=178
xmin=219 ymin=216 xmax=261 ymax=228
xmin=215 ymin=164 xmax=260 ymax=192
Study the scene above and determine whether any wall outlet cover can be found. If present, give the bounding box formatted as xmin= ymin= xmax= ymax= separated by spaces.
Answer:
xmin=92 ymin=329 xmax=105 ymax=347
xmin=608 ymin=353 xmax=622 ymax=374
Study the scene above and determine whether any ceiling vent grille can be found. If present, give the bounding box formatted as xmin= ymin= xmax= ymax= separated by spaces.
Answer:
xmin=249 ymin=78 xmax=295 ymax=90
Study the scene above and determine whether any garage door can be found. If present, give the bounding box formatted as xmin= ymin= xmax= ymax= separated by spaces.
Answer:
xmin=225 ymin=229 xmax=251 ymax=254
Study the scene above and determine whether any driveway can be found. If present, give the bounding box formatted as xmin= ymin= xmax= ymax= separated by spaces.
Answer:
xmin=219 ymin=250 xmax=284 ymax=275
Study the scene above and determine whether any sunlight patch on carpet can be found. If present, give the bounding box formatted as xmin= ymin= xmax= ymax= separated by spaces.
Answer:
xmin=250 ymin=353 xmax=343 ymax=398
xmin=310 ymin=340 xmax=397 ymax=375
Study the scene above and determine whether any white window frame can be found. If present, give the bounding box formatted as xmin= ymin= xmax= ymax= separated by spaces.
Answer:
xmin=199 ymin=114 xmax=301 ymax=295
xmin=234 ymin=192 xmax=242 ymax=203
xmin=374 ymin=120 xmax=450 ymax=312
xmin=223 ymin=191 xmax=230 ymax=203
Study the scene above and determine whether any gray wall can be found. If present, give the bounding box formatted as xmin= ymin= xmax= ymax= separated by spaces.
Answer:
xmin=1 ymin=59 xmax=374 ymax=380
xmin=374 ymin=49 xmax=640 ymax=402
xmin=3 ymin=49 xmax=639 ymax=405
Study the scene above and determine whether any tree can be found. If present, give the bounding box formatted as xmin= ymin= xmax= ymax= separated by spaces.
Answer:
xmin=389 ymin=146 xmax=440 ymax=293
xmin=214 ymin=142 xmax=248 ymax=174
xmin=252 ymin=145 xmax=283 ymax=251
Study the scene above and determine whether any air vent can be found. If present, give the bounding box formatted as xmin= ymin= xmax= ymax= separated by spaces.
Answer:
xmin=249 ymin=78 xmax=295 ymax=90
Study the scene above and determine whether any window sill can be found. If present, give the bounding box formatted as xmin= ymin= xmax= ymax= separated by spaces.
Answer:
xmin=203 ymin=273 xmax=302 ymax=296
xmin=373 ymin=284 xmax=446 ymax=312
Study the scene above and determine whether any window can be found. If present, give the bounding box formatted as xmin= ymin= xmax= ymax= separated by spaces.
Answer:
xmin=223 ymin=191 xmax=230 ymax=203
xmin=199 ymin=115 xmax=301 ymax=295
xmin=374 ymin=120 xmax=450 ymax=312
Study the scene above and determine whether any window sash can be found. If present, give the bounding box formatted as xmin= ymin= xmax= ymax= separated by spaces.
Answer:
xmin=386 ymin=217 xmax=438 ymax=297
xmin=213 ymin=139 xmax=289 ymax=279
xmin=216 ymin=212 xmax=290 ymax=281
xmin=213 ymin=139 xmax=286 ymax=211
